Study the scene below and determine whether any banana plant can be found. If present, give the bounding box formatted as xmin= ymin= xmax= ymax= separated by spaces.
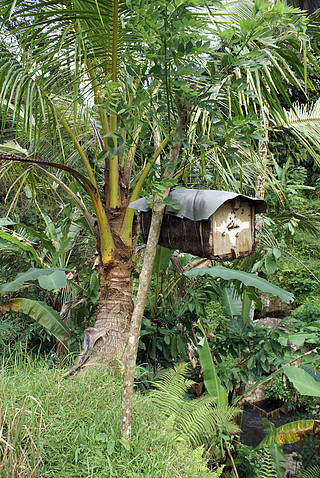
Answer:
xmin=256 ymin=418 xmax=320 ymax=477
xmin=0 ymin=264 xmax=73 ymax=342
xmin=197 ymin=320 xmax=320 ymax=476
xmin=0 ymin=297 xmax=71 ymax=342
xmin=0 ymin=205 xmax=91 ymax=341
xmin=0 ymin=204 xmax=86 ymax=271
xmin=197 ymin=321 xmax=228 ymax=407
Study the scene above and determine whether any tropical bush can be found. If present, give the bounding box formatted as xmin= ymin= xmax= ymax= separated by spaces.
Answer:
xmin=291 ymin=297 xmax=320 ymax=324
xmin=265 ymin=374 xmax=316 ymax=412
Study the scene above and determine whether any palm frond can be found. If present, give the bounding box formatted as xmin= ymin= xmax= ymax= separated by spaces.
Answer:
xmin=0 ymin=0 xmax=136 ymax=163
xmin=274 ymin=212 xmax=320 ymax=237
xmin=281 ymin=99 xmax=320 ymax=166
xmin=0 ymin=140 xmax=29 ymax=156
xmin=203 ymin=141 xmax=284 ymax=199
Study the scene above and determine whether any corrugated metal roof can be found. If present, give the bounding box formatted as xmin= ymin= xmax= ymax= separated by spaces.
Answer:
xmin=129 ymin=189 xmax=267 ymax=221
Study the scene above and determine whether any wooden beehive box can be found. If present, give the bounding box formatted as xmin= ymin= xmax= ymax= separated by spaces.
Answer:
xmin=130 ymin=189 xmax=267 ymax=261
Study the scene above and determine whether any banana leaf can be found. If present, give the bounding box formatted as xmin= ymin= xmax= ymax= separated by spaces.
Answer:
xmin=283 ymin=366 xmax=320 ymax=397
xmin=197 ymin=322 xmax=228 ymax=407
xmin=257 ymin=419 xmax=320 ymax=448
xmin=184 ymin=266 xmax=294 ymax=304
xmin=0 ymin=229 xmax=43 ymax=266
xmin=0 ymin=267 xmax=67 ymax=292
xmin=0 ymin=298 xmax=71 ymax=341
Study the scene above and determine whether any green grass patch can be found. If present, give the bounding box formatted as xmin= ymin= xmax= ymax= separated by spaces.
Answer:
xmin=0 ymin=356 xmax=216 ymax=477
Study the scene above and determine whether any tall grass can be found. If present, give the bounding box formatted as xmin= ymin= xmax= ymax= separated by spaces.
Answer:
xmin=0 ymin=397 xmax=44 ymax=477
xmin=0 ymin=352 xmax=216 ymax=477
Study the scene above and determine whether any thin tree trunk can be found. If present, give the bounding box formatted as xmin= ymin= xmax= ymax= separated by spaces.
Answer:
xmin=255 ymin=110 xmax=269 ymax=241
xmin=120 ymin=193 xmax=169 ymax=439
xmin=120 ymin=102 xmax=188 ymax=438
xmin=250 ymin=110 xmax=269 ymax=321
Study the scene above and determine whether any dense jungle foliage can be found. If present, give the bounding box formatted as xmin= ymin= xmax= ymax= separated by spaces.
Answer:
xmin=1 ymin=0 xmax=320 ymax=475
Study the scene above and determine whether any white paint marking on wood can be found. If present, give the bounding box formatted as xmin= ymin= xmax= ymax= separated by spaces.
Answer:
xmin=215 ymin=217 xmax=250 ymax=246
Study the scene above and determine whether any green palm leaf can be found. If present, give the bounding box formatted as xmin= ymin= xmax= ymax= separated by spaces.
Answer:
xmin=281 ymin=99 xmax=320 ymax=166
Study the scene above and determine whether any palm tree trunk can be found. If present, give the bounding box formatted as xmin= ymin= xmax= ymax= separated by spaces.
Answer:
xmin=89 ymin=250 xmax=135 ymax=363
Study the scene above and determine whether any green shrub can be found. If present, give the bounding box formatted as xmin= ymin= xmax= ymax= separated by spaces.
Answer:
xmin=204 ymin=300 xmax=228 ymax=331
xmin=265 ymin=374 xmax=316 ymax=411
xmin=291 ymin=296 xmax=320 ymax=324
xmin=0 ymin=312 xmax=54 ymax=358
xmin=275 ymin=260 xmax=320 ymax=303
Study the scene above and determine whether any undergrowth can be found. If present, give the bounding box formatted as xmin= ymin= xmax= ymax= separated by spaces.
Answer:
xmin=0 ymin=355 xmax=217 ymax=477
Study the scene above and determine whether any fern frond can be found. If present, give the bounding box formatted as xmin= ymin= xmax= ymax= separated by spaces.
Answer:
xmin=152 ymin=364 xmax=194 ymax=398
xmin=297 ymin=464 xmax=320 ymax=478
xmin=259 ymin=450 xmax=278 ymax=478
xmin=150 ymin=366 xmax=240 ymax=453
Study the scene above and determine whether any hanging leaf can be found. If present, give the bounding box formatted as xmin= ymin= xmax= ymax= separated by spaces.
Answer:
xmin=268 ymin=444 xmax=287 ymax=478
xmin=265 ymin=253 xmax=276 ymax=275
xmin=152 ymin=246 xmax=175 ymax=274
xmin=241 ymin=287 xmax=252 ymax=321
xmin=220 ymin=286 xmax=242 ymax=318
xmin=184 ymin=266 xmax=294 ymax=304
xmin=0 ymin=298 xmax=71 ymax=341
xmin=38 ymin=270 xmax=68 ymax=290
xmin=0 ymin=230 xmax=43 ymax=266
xmin=283 ymin=366 xmax=320 ymax=397
xmin=257 ymin=419 xmax=320 ymax=448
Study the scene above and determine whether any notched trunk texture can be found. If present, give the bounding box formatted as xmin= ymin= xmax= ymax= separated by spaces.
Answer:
xmin=90 ymin=250 xmax=135 ymax=364
xmin=89 ymin=206 xmax=138 ymax=364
